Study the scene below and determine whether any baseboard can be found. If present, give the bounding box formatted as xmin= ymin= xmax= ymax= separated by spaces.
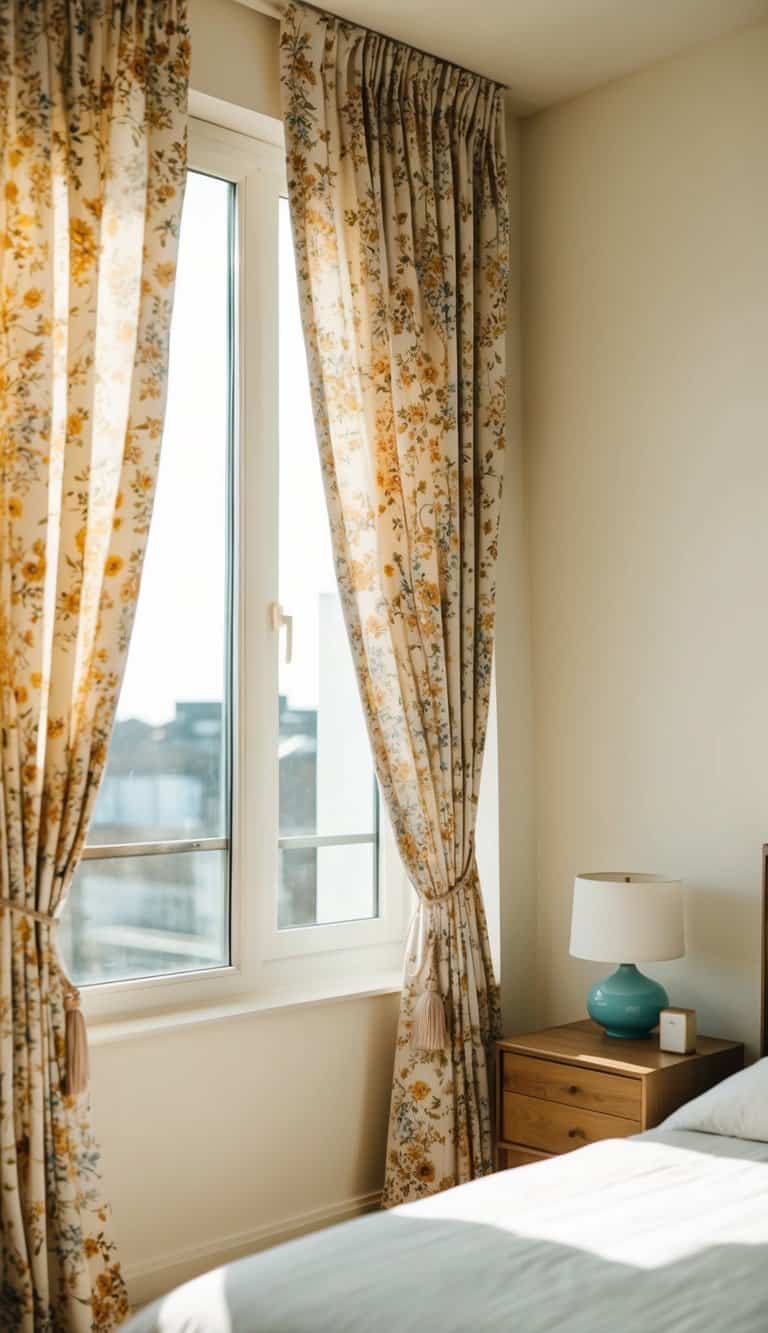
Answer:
xmin=124 ymin=1189 xmax=382 ymax=1310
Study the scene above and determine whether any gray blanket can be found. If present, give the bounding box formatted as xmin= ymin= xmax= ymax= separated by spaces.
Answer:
xmin=127 ymin=1129 xmax=768 ymax=1332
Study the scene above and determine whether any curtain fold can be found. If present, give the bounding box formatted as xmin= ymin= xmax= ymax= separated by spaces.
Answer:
xmin=0 ymin=3 xmax=189 ymax=1326
xmin=280 ymin=1 xmax=509 ymax=1206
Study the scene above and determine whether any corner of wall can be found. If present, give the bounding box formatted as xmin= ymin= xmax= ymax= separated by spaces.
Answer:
xmin=497 ymin=107 xmax=538 ymax=1037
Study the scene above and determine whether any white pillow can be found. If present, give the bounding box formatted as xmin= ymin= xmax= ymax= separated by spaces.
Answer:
xmin=663 ymin=1058 xmax=768 ymax=1141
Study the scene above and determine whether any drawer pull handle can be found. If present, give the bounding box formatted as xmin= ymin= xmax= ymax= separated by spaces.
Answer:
xmin=568 ymin=1127 xmax=586 ymax=1141
xmin=568 ymin=1085 xmax=580 ymax=1096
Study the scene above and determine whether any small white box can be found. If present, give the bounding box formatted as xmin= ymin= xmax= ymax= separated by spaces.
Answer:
xmin=659 ymin=1007 xmax=697 ymax=1055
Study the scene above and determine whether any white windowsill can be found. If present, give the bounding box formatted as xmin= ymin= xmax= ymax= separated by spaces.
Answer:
xmin=87 ymin=971 xmax=403 ymax=1046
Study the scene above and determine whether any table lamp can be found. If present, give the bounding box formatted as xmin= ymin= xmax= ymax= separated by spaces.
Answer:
xmin=569 ymin=872 xmax=684 ymax=1039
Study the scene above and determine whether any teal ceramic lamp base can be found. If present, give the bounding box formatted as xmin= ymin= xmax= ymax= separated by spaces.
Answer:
xmin=587 ymin=963 xmax=669 ymax=1039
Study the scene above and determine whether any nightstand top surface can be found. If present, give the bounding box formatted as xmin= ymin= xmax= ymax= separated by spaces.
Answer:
xmin=498 ymin=1019 xmax=743 ymax=1077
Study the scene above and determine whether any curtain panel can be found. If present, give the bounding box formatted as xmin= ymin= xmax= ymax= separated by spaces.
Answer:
xmin=280 ymin=1 xmax=509 ymax=1206
xmin=0 ymin=3 xmax=189 ymax=1327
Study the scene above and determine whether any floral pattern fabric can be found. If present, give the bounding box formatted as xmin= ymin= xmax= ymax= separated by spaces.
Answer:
xmin=0 ymin=3 xmax=189 ymax=1327
xmin=280 ymin=2 xmax=509 ymax=1207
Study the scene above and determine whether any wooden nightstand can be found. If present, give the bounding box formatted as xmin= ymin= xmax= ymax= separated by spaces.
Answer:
xmin=495 ymin=1019 xmax=744 ymax=1170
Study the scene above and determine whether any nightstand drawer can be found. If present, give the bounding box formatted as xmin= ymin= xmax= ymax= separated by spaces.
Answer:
xmin=502 ymin=1052 xmax=641 ymax=1122
xmin=498 ymin=1144 xmax=552 ymax=1170
xmin=502 ymin=1091 xmax=638 ymax=1155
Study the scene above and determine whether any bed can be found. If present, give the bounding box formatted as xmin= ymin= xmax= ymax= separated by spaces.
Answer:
xmin=128 ymin=1128 xmax=768 ymax=1332
xmin=127 ymin=856 xmax=768 ymax=1332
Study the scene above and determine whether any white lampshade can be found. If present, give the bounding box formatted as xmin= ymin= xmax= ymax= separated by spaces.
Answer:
xmin=569 ymin=872 xmax=684 ymax=964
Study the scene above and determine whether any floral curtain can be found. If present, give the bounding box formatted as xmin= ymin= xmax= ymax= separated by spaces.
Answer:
xmin=280 ymin=2 xmax=509 ymax=1206
xmin=0 ymin=3 xmax=189 ymax=1326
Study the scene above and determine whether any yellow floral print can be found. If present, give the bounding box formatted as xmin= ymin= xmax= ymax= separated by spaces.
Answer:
xmin=69 ymin=217 xmax=99 ymax=282
xmin=281 ymin=2 xmax=509 ymax=1209
xmin=410 ymin=1081 xmax=431 ymax=1102
xmin=0 ymin=2 xmax=189 ymax=1328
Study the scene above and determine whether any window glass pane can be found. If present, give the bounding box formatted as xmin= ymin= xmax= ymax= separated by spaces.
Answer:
xmin=278 ymin=198 xmax=378 ymax=928
xmin=278 ymin=843 xmax=376 ymax=930
xmin=63 ymin=168 xmax=233 ymax=986
xmin=59 ymin=851 xmax=228 ymax=985
xmin=89 ymin=170 xmax=232 ymax=847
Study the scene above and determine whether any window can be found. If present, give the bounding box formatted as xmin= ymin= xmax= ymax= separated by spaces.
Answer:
xmin=276 ymin=197 xmax=379 ymax=931
xmin=61 ymin=118 xmax=407 ymax=1013
xmin=59 ymin=169 xmax=234 ymax=986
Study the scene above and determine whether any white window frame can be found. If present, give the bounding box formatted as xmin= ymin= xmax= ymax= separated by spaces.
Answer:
xmin=81 ymin=114 xmax=410 ymax=1026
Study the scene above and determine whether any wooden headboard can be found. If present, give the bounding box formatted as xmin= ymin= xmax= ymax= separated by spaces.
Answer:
xmin=757 ymin=847 xmax=762 ymax=1055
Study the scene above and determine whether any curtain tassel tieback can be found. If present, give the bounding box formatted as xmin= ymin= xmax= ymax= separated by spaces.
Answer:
xmin=0 ymin=896 xmax=89 ymax=1097
xmin=412 ymin=862 xmax=478 ymax=1054
xmin=412 ymin=942 xmax=449 ymax=1052
xmin=63 ymin=985 xmax=89 ymax=1098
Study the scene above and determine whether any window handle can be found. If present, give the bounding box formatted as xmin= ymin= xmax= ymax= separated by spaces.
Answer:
xmin=270 ymin=601 xmax=293 ymax=664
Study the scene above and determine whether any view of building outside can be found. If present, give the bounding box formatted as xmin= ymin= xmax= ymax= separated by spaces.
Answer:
xmin=60 ymin=705 xmax=230 ymax=984
xmin=61 ymin=693 xmax=322 ymax=981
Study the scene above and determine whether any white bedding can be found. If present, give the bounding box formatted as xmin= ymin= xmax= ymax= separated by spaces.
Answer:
xmin=128 ymin=1129 xmax=768 ymax=1332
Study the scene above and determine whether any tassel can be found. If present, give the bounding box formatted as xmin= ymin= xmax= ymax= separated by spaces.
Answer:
xmin=412 ymin=987 xmax=448 ymax=1051
xmin=412 ymin=940 xmax=448 ymax=1051
xmin=63 ymin=986 xmax=89 ymax=1097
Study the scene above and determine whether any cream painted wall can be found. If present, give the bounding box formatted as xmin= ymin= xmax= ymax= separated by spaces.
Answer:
xmin=189 ymin=0 xmax=280 ymax=120
xmin=91 ymin=993 xmax=399 ymax=1303
xmin=522 ymin=22 xmax=768 ymax=1055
